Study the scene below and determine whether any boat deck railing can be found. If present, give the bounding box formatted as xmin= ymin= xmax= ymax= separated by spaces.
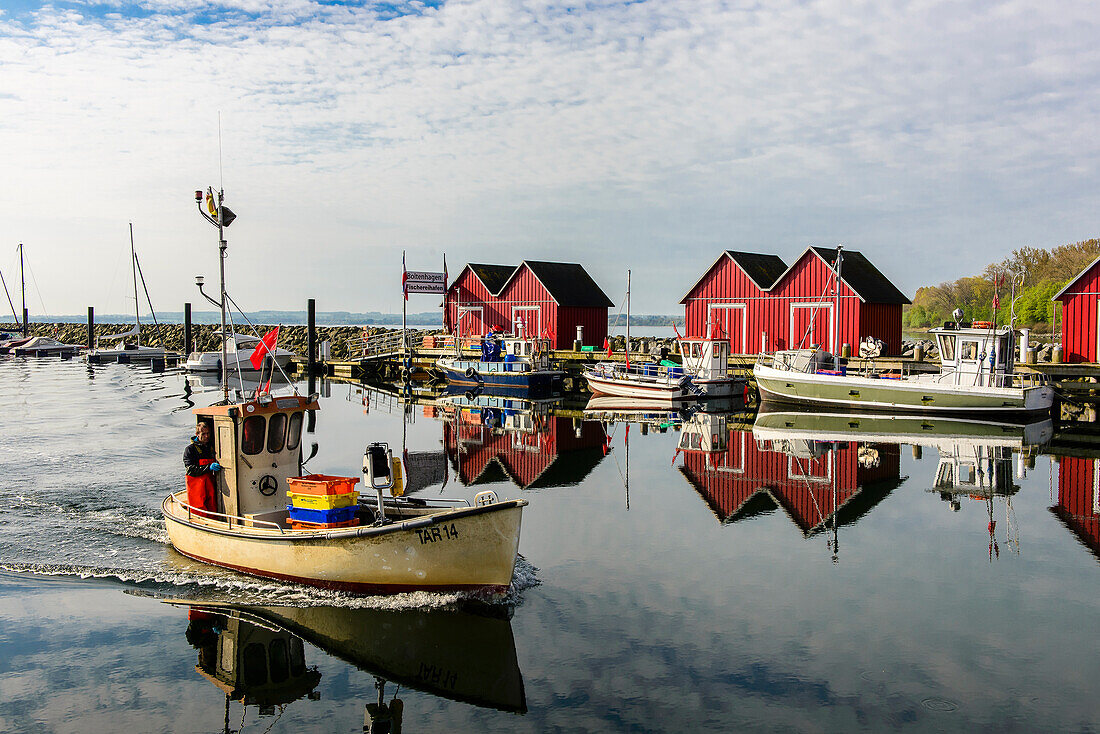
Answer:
xmin=589 ymin=360 xmax=686 ymax=383
xmin=169 ymin=494 xmax=286 ymax=533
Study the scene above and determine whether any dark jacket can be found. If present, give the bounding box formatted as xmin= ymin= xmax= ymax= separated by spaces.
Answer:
xmin=184 ymin=438 xmax=216 ymax=477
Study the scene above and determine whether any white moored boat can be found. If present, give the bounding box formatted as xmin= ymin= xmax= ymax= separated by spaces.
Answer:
xmin=185 ymin=331 xmax=297 ymax=373
xmin=754 ymin=321 xmax=1054 ymax=415
xmin=162 ymin=394 xmax=527 ymax=594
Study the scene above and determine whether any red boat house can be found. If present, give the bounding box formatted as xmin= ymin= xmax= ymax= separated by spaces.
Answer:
xmin=680 ymin=247 xmax=910 ymax=355
xmin=443 ymin=261 xmax=613 ymax=350
xmin=1053 ymin=255 xmax=1100 ymax=363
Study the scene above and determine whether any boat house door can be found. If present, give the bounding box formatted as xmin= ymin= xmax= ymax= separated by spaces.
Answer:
xmin=707 ymin=304 xmax=747 ymax=354
xmin=458 ymin=306 xmax=484 ymax=338
xmin=790 ymin=303 xmax=833 ymax=352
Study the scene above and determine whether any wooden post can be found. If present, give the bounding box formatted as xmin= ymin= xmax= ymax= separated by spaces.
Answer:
xmin=184 ymin=302 xmax=192 ymax=357
xmin=307 ymin=298 xmax=317 ymax=376
xmin=87 ymin=307 xmax=94 ymax=349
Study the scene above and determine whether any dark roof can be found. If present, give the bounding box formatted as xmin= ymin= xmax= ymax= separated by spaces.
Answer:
xmin=726 ymin=251 xmax=789 ymax=289
xmin=466 ymin=264 xmax=516 ymax=295
xmin=522 ymin=261 xmax=614 ymax=308
xmin=809 ymin=247 xmax=911 ymax=305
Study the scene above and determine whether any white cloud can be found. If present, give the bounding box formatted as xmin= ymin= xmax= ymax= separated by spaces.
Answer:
xmin=0 ymin=0 xmax=1097 ymax=315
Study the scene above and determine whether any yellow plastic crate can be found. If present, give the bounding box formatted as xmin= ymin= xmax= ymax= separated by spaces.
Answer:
xmin=288 ymin=490 xmax=359 ymax=510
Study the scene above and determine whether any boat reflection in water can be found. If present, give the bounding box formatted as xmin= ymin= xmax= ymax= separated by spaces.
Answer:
xmin=677 ymin=410 xmax=904 ymax=560
xmin=179 ymin=600 xmax=526 ymax=731
xmin=185 ymin=370 xmax=297 ymax=395
xmin=436 ymin=389 xmax=609 ymax=489
xmin=738 ymin=409 xmax=1052 ymax=559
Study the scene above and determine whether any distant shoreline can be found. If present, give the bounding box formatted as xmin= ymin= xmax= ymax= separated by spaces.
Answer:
xmin=7 ymin=311 xmax=686 ymax=327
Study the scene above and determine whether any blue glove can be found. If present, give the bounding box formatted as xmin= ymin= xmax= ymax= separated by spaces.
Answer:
xmin=208 ymin=462 xmax=221 ymax=472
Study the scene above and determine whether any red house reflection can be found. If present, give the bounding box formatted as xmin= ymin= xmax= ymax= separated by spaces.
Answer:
xmin=1052 ymin=455 xmax=1100 ymax=559
xmin=677 ymin=414 xmax=901 ymax=538
xmin=441 ymin=408 xmax=608 ymax=489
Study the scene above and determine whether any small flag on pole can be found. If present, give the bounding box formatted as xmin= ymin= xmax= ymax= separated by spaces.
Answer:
xmin=250 ymin=327 xmax=280 ymax=370
xmin=402 ymin=251 xmax=408 ymax=301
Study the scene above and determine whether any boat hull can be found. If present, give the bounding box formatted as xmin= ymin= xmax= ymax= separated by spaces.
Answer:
xmin=583 ymin=369 xmax=690 ymax=400
xmin=437 ymin=360 xmax=563 ymax=395
xmin=753 ymin=363 xmax=1054 ymax=415
xmin=163 ymin=492 xmax=526 ymax=593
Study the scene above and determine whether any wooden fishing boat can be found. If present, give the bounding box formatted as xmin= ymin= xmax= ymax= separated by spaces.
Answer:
xmin=162 ymin=395 xmax=527 ymax=593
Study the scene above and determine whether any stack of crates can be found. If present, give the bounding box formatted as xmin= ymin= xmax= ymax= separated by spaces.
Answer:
xmin=286 ymin=474 xmax=361 ymax=530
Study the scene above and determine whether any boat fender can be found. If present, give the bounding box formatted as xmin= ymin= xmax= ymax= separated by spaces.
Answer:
xmin=464 ymin=390 xmax=477 ymax=401
xmin=465 ymin=366 xmax=478 ymax=380
xmin=400 ymin=367 xmax=411 ymax=380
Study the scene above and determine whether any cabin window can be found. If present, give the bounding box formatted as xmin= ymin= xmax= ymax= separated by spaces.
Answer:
xmin=287 ymin=413 xmax=303 ymax=451
xmin=268 ymin=639 xmax=290 ymax=683
xmin=960 ymin=341 xmax=979 ymax=361
xmin=242 ymin=415 xmax=266 ymax=455
xmin=267 ymin=413 xmax=287 ymax=453
xmin=242 ymin=642 xmax=268 ymax=686
xmin=289 ymin=637 xmax=306 ymax=676
xmin=939 ymin=335 xmax=956 ymax=361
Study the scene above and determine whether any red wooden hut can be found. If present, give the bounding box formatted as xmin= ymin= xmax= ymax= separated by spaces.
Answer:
xmin=680 ymin=247 xmax=909 ymax=355
xmin=443 ymin=261 xmax=613 ymax=350
xmin=1052 ymin=255 xmax=1100 ymax=363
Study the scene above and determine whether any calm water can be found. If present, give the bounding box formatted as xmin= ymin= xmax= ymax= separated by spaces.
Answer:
xmin=2 ymin=358 xmax=1100 ymax=732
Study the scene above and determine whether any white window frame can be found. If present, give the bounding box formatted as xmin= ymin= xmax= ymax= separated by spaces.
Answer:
xmin=707 ymin=303 xmax=748 ymax=354
xmin=512 ymin=306 xmax=540 ymax=338
xmin=788 ymin=451 xmax=833 ymax=483
xmin=789 ymin=302 xmax=834 ymax=352
xmin=457 ymin=306 xmax=484 ymax=337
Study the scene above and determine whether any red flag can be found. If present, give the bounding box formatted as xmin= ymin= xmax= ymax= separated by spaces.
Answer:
xmin=402 ymin=251 xmax=408 ymax=301
xmin=604 ymin=336 xmax=611 ymax=357
xmin=250 ymin=327 xmax=279 ymax=370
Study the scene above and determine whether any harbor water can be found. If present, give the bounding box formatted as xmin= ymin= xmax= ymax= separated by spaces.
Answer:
xmin=2 ymin=358 xmax=1100 ymax=731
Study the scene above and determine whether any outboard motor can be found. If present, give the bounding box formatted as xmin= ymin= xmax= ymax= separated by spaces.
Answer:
xmin=363 ymin=442 xmax=394 ymax=524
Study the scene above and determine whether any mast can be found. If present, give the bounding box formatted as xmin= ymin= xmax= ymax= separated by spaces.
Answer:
xmin=19 ymin=243 xmax=26 ymax=335
xmin=626 ymin=269 xmax=631 ymax=366
xmin=834 ymin=246 xmax=842 ymax=370
xmin=130 ymin=223 xmax=141 ymax=346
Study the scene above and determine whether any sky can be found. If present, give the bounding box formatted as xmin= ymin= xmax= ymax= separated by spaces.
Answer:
xmin=0 ymin=0 xmax=1098 ymax=317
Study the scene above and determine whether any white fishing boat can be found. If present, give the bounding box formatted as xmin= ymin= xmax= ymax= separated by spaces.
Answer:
xmin=163 ymin=186 xmax=526 ymax=594
xmin=185 ymin=331 xmax=297 ymax=373
xmin=161 ymin=395 xmax=527 ymax=593
xmin=85 ymin=225 xmax=168 ymax=363
xmin=753 ymin=248 xmax=1054 ymax=416
xmin=583 ymin=271 xmax=743 ymax=400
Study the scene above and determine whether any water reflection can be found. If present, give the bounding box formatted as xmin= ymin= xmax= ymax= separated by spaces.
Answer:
xmin=179 ymin=600 xmax=526 ymax=730
xmin=438 ymin=391 xmax=608 ymax=489
xmin=1052 ymin=453 xmax=1100 ymax=560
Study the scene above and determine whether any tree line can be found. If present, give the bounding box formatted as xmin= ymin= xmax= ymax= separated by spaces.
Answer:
xmin=903 ymin=237 xmax=1100 ymax=330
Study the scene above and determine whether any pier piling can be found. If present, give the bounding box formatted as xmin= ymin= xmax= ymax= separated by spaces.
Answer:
xmin=87 ymin=307 xmax=94 ymax=349
xmin=307 ymin=298 xmax=317 ymax=377
xmin=184 ymin=302 xmax=192 ymax=358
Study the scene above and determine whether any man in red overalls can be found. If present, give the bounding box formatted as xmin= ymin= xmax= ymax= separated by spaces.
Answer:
xmin=184 ymin=422 xmax=220 ymax=517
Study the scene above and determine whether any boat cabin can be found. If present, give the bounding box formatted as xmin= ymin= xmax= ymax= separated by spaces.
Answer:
xmin=678 ymin=339 xmax=730 ymax=382
xmin=194 ymin=394 xmax=317 ymax=519
xmin=930 ymin=323 xmax=1017 ymax=386
xmin=462 ymin=336 xmax=552 ymax=372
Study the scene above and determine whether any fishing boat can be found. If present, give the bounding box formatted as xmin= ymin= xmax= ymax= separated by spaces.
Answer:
xmin=753 ymin=248 xmax=1054 ymax=416
xmin=185 ymin=331 xmax=296 ymax=373
xmin=162 ymin=395 xmax=527 ymax=593
xmin=85 ymin=225 xmax=169 ymax=363
xmin=163 ymin=186 xmax=526 ymax=594
xmin=435 ymin=333 xmax=564 ymax=396
xmin=583 ymin=271 xmax=744 ymax=401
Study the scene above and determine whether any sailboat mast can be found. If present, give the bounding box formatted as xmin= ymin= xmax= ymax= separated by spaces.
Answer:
xmin=626 ymin=269 xmax=631 ymax=364
xmin=19 ymin=243 xmax=26 ymax=335
xmin=130 ymin=223 xmax=141 ymax=346
xmin=834 ymin=246 xmax=842 ymax=371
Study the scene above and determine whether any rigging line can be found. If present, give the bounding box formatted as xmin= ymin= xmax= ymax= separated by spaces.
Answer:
xmin=22 ymin=258 xmax=48 ymax=318
xmin=0 ymin=268 xmax=18 ymax=323
xmin=133 ymin=252 xmax=165 ymax=349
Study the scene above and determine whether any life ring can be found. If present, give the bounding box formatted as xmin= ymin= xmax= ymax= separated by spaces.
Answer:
xmin=972 ymin=321 xmax=993 ymax=329
xmin=464 ymin=366 xmax=477 ymax=379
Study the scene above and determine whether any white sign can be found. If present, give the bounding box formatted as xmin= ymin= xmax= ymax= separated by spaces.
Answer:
xmin=404 ymin=270 xmax=446 ymax=294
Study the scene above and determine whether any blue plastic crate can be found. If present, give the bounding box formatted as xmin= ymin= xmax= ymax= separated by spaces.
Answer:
xmin=287 ymin=504 xmax=358 ymax=524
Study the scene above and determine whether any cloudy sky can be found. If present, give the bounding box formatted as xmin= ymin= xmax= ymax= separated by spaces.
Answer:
xmin=1 ymin=0 xmax=1098 ymax=316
